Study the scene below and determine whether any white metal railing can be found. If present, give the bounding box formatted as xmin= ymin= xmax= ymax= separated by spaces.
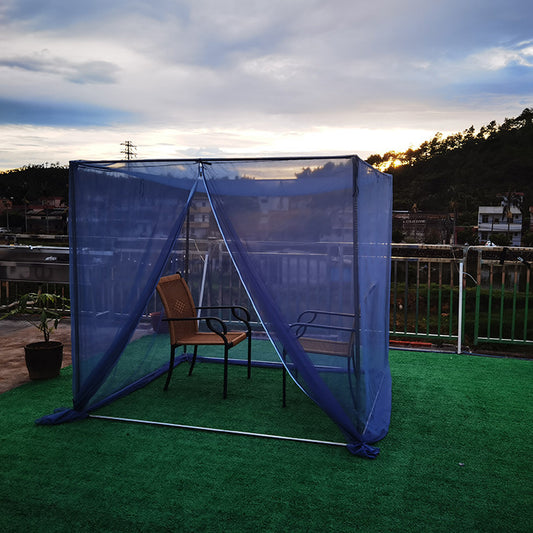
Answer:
xmin=3 ymin=243 xmax=533 ymax=353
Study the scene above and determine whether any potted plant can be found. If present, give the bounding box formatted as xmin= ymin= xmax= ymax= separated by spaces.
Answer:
xmin=1 ymin=289 xmax=70 ymax=380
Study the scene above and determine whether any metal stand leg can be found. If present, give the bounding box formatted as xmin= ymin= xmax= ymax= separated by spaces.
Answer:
xmin=164 ymin=345 xmax=176 ymax=391
xmin=223 ymin=346 xmax=229 ymax=399
xmin=188 ymin=345 xmax=198 ymax=376
xmin=282 ymin=367 xmax=287 ymax=408
xmin=247 ymin=334 xmax=252 ymax=379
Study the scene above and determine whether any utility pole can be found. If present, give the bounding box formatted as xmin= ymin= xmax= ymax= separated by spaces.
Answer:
xmin=120 ymin=140 xmax=137 ymax=160
xmin=4 ymin=196 xmax=13 ymax=231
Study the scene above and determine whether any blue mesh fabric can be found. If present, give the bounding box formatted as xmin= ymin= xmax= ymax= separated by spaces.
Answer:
xmin=37 ymin=161 xmax=198 ymax=423
xmin=38 ymin=157 xmax=392 ymax=458
xmin=203 ymin=157 xmax=392 ymax=455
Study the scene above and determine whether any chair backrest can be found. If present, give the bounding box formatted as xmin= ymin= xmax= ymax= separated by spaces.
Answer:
xmin=156 ymin=273 xmax=197 ymax=345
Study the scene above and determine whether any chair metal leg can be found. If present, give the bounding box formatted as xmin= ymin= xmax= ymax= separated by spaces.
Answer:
xmin=282 ymin=366 xmax=287 ymax=407
xmin=281 ymin=347 xmax=288 ymax=407
xmin=223 ymin=345 xmax=229 ymax=399
xmin=247 ymin=334 xmax=252 ymax=379
xmin=188 ymin=345 xmax=198 ymax=376
xmin=164 ymin=345 xmax=176 ymax=391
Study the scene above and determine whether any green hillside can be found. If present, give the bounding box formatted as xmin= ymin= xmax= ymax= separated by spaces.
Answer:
xmin=366 ymin=108 xmax=533 ymax=225
xmin=0 ymin=163 xmax=69 ymax=204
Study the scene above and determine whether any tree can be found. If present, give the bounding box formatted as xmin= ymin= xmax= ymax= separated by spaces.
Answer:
xmin=522 ymin=232 xmax=533 ymax=247
xmin=392 ymin=229 xmax=404 ymax=243
xmin=366 ymin=108 xmax=533 ymax=217
xmin=498 ymin=191 xmax=524 ymax=240
xmin=456 ymin=227 xmax=479 ymax=245
xmin=490 ymin=233 xmax=511 ymax=246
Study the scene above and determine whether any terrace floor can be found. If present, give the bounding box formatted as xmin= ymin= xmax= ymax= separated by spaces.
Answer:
xmin=0 ymin=320 xmax=72 ymax=394
xmin=1 ymin=321 xmax=532 ymax=532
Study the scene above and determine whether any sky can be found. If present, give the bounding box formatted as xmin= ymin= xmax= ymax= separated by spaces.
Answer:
xmin=0 ymin=0 xmax=532 ymax=170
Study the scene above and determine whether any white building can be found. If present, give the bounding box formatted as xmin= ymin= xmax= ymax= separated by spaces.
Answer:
xmin=478 ymin=205 xmax=522 ymax=246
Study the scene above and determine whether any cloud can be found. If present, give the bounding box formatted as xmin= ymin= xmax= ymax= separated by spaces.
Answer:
xmin=469 ymin=40 xmax=533 ymax=71
xmin=0 ymin=97 xmax=134 ymax=126
xmin=0 ymin=51 xmax=119 ymax=84
xmin=0 ymin=0 xmax=532 ymax=169
xmin=1 ymin=0 xmax=118 ymax=28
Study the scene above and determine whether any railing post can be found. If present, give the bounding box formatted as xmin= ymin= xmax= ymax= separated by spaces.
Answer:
xmin=473 ymin=248 xmax=481 ymax=345
xmin=458 ymin=261 xmax=464 ymax=354
xmin=198 ymin=253 xmax=209 ymax=310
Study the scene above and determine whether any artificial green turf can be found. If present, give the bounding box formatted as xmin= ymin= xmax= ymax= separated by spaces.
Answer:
xmin=0 ymin=351 xmax=531 ymax=532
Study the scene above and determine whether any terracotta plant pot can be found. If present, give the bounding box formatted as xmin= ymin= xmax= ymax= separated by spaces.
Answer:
xmin=24 ymin=341 xmax=63 ymax=380
xmin=150 ymin=311 xmax=169 ymax=334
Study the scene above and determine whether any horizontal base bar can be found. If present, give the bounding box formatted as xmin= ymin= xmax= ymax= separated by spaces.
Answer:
xmin=89 ymin=414 xmax=347 ymax=448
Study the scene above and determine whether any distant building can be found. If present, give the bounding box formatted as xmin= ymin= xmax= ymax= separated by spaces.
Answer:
xmin=24 ymin=197 xmax=68 ymax=235
xmin=393 ymin=211 xmax=452 ymax=244
xmin=40 ymin=197 xmax=65 ymax=209
xmin=26 ymin=206 xmax=68 ymax=234
xmin=478 ymin=205 xmax=522 ymax=246
xmin=188 ymin=195 xmax=215 ymax=239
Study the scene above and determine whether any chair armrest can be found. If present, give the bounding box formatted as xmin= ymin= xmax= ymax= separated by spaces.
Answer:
xmin=297 ymin=309 xmax=357 ymax=324
xmin=289 ymin=321 xmax=356 ymax=338
xmin=164 ymin=316 xmax=228 ymax=336
xmin=197 ymin=305 xmax=251 ymax=326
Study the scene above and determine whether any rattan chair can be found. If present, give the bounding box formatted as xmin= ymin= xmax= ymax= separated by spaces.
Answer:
xmin=156 ymin=273 xmax=252 ymax=398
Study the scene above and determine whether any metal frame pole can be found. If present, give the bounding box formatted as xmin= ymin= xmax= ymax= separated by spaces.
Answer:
xmin=458 ymin=261 xmax=464 ymax=354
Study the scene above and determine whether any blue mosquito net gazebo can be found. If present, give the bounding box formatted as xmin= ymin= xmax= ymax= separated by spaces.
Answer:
xmin=39 ymin=156 xmax=392 ymax=459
